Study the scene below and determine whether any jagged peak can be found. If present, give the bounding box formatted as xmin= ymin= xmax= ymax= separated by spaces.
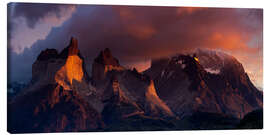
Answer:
xmin=35 ymin=37 xmax=80 ymax=62
xmin=32 ymin=37 xmax=89 ymax=90
xmin=94 ymin=48 xmax=120 ymax=66
xmin=68 ymin=37 xmax=79 ymax=55
xmin=103 ymin=48 xmax=112 ymax=58
xmin=91 ymin=48 xmax=125 ymax=86
xmin=59 ymin=37 xmax=80 ymax=59
xmin=54 ymin=37 xmax=86 ymax=90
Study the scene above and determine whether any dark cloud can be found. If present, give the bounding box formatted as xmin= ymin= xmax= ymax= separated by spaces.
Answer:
xmin=8 ymin=5 xmax=263 ymax=87
xmin=8 ymin=3 xmax=75 ymax=28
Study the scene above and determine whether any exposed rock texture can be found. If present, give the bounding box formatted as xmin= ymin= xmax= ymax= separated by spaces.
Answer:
xmin=8 ymin=37 xmax=103 ymax=133
xmin=144 ymin=50 xmax=263 ymax=119
xmin=55 ymin=37 xmax=84 ymax=90
xmin=115 ymin=70 xmax=174 ymax=118
xmin=144 ymin=80 xmax=174 ymax=117
xmin=7 ymin=38 xmax=263 ymax=132
xmin=90 ymin=48 xmax=174 ymax=119
xmin=91 ymin=48 xmax=124 ymax=86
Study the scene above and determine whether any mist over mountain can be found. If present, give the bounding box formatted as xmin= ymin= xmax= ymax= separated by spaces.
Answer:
xmin=8 ymin=37 xmax=263 ymax=133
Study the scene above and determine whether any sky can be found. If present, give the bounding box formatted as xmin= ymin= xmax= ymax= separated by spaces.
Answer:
xmin=7 ymin=3 xmax=263 ymax=89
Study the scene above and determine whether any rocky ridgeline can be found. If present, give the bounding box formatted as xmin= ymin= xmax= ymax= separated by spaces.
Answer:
xmin=8 ymin=37 xmax=263 ymax=133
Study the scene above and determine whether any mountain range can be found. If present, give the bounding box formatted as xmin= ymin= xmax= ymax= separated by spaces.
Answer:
xmin=8 ymin=37 xmax=263 ymax=133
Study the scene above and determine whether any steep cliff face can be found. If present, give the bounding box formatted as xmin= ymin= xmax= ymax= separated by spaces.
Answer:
xmin=100 ymin=71 xmax=175 ymax=130
xmin=195 ymin=49 xmax=263 ymax=117
xmin=8 ymin=37 xmax=103 ymax=133
xmin=54 ymin=38 xmax=84 ymax=90
xmin=116 ymin=69 xmax=174 ymax=118
xmin=89 ymin=49 xmax=173 ymax=120
xmin=102 ymin=77 xmax=144 ymax=124
xmin=32 ymin=48 xmax=64 ymax=84
xmin=91 ymin=48 xmax=124 ymax=86
xmin=144 ymin=50 xmax=262 ymax=118
xmin=90 ymin=49 xmax=174 ymax=119
xmin=30 ymin=37 xmax=95 ymax=96
xmin=144 ymin=80 xmax=174 ymax=117
xmin=144 ymin=55 xmax=218 ymax=117
xmin=32 ymin=37 xmax=88 ymax=90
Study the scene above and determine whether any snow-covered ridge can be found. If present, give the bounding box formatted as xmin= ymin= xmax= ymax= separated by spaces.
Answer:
xmin=194 ymin=48 xmax=236 ymax=71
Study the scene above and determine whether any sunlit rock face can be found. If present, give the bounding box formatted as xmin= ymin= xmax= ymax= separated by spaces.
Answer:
xmin=90 ymin=48 xmax=174 ymax=119
xmin=55 ymin=55 xmax=83 ymax=90
xmin=144 ymin=80 xmax=174 ymax=117
xmin=32 ymin=37 xmax=88 ymax=91
xmin=55 ymin=40 xmax=84 ymax=90
xmin=111 ymin=69 xmax=175 ymax=118
xmin=8 ymin=37 xmax=104 ymax=133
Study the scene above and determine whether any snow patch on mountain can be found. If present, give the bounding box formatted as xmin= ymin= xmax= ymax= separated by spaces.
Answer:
xmin=194 ymin=48 xmax=236 ymax=72
xmin=176 ymin=59 xmax=183 ymax=64
xmin=205 ymin=68 xmax=220 ymax=74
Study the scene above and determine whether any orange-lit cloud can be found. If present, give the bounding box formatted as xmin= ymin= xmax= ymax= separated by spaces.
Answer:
xmin=117 ymin=7 xmax=157 ymax=39
xmin=207 ymin=32 xmax=252 ymax=51
xmin=8 ymin=4 xmax=263 ymax=88
xmin=126 ymin=25 xmax=156 ymax=40
xmin=176 ymin=7 xmax=205 ymax=15
xmin=123 ymin=60 xmax=151 ymax=72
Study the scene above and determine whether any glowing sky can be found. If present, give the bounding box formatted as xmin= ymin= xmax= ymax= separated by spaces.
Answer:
xmin=7 ymin=3 xmax=263 ymax=89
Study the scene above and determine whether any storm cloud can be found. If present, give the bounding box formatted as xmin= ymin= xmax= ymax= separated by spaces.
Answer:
xmin=9 ymin=3 xmax=76 ymax=28
xmin=7 ymin=4 xmax=263 ymax=88
xmin=8 ymin=3 xmax=76 ymax=54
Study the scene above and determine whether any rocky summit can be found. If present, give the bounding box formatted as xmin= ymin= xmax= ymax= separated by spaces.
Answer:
xmin=8 ymin=37 xmax=263 ymax=133
xmin=8 ymin=37 xmax=103 ymax=133
xmin=144 ymin=51 xmax=262 ymax=119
